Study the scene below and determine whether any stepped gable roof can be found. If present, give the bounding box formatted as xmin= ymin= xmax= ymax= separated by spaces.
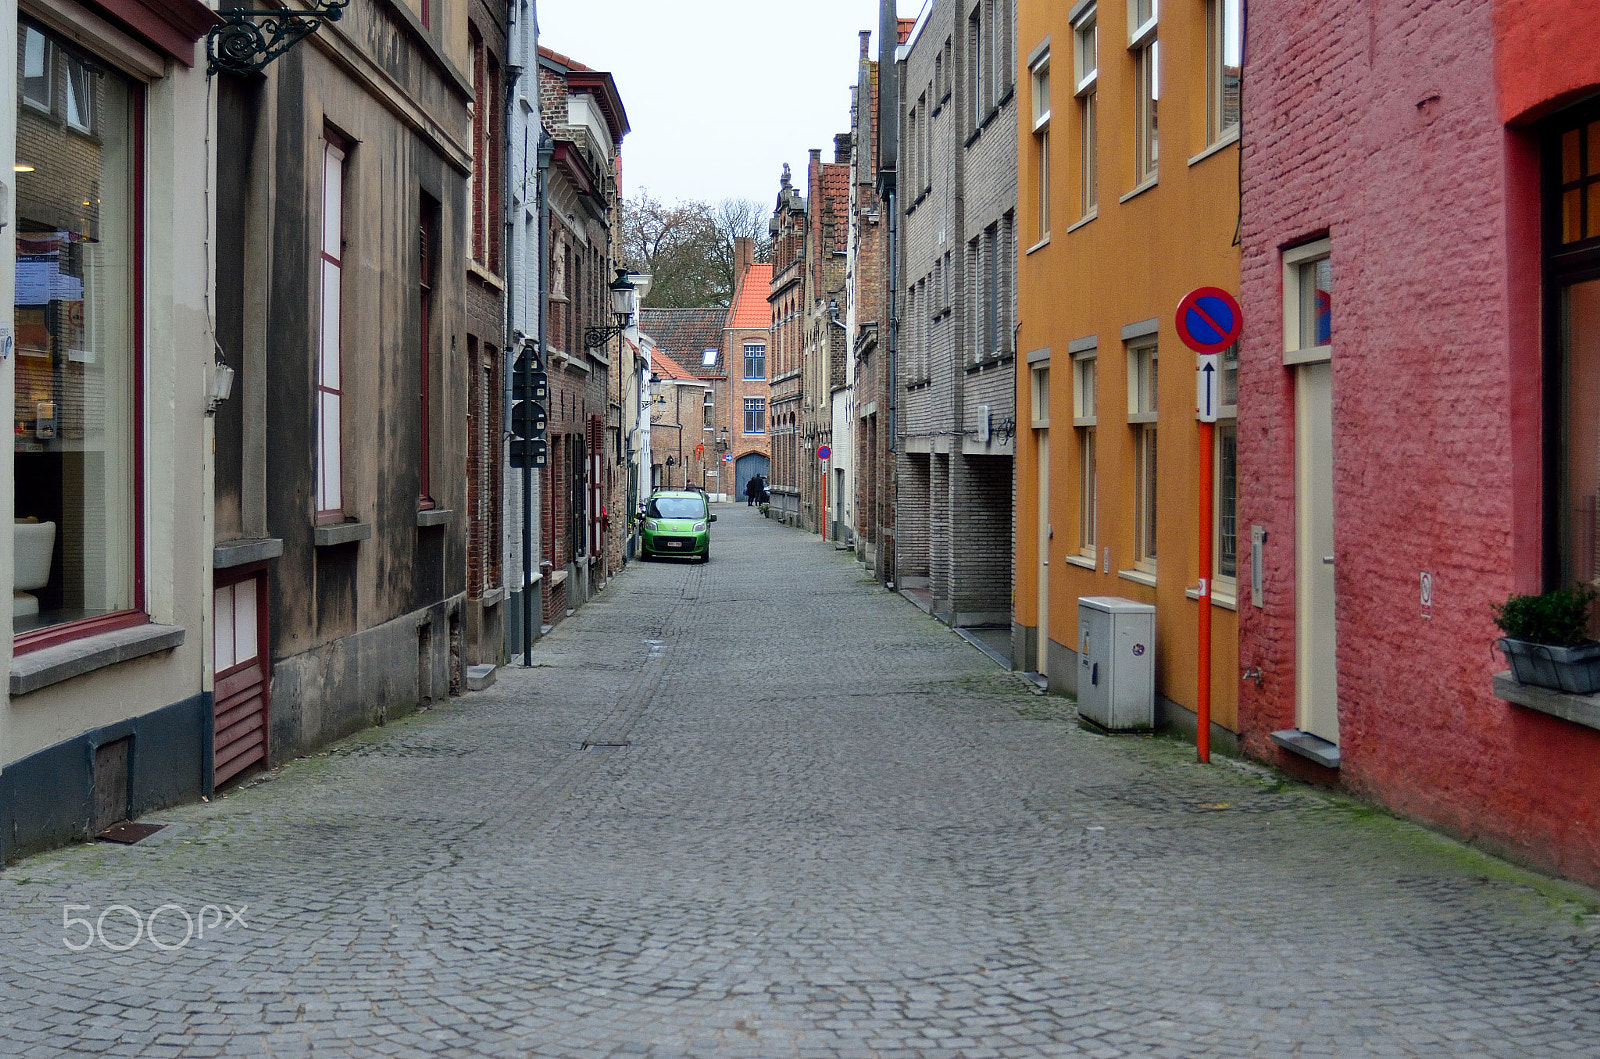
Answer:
xmin=638 ymin=307 xmax=729 ymax=378
xmin=726 ymin=265 xmax=774 ymax=330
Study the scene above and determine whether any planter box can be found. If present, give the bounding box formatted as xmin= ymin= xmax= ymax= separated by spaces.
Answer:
xmin=1497 ymin=638 xmax=1600 ymax=694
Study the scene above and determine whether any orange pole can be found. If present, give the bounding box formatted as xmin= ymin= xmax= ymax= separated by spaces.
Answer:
xmin=1197 ymin=420 xmax=1214 ymax=764
xmin=820 ymin=460 xmax=828 ymax=542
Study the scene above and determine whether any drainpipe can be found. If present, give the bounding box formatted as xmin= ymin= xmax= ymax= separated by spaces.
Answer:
xmin=502 ymin=51 xmax=521 ymax=658
xmin=527 ymin=130 xmax=552 ymax=667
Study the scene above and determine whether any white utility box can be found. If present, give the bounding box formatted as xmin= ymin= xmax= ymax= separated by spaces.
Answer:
xmin=1076 ymin=596 xmax=1156 ymax=731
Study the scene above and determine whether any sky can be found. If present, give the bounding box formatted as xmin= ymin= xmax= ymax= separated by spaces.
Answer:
xmin=537 ymin=0 xmax=906 ymax=208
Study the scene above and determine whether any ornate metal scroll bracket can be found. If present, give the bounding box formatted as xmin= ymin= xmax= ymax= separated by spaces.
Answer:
xmin=207 ymin=0 xmax=350 ymax=77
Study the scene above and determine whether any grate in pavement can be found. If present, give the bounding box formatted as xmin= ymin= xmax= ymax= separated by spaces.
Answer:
xmin=95 ymin=822 xmax=166 ymax=845
xmin=579 ymin=741 xmax=630 ymax=751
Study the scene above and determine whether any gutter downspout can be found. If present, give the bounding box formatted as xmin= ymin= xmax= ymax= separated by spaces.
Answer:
xmin=503 ymin=53 xmax=521 ymax=662
xmin=527 ymin=130 xmax=552 ymax=666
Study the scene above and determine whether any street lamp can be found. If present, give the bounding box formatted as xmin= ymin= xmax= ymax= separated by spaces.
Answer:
xmin=584 ymin=269 xmax=638 ymax=348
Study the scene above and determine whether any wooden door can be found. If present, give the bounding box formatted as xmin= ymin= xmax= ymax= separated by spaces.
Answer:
xmin=213 ymin=569 xmax=269 ymax=785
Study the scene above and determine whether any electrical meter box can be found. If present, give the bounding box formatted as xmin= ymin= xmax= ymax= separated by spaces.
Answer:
xmin=1076 ymin=596 xmax=1156 ymax=730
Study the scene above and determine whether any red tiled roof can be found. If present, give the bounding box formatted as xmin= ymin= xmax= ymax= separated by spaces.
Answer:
xmin=646 ymin=347 xmax=696 ymax=381
xmin=726 ymin=264 xmax=774 ymax=330
xmin=897 ymin=18 xmax=916 ymax=44
xmin=538 ymin=46 xmax=591 ymax=72
xmin=638 ymin=307 xmax=728 ymax=378
xmin=821 ymin=164 xmax=850 ymax=253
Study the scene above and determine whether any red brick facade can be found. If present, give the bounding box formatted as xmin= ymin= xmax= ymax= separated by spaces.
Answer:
xmin=1237 ymin=0 xmax=1600 ymax=884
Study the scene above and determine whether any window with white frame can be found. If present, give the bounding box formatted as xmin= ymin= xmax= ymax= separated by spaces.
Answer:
xmin=1031 ymin=362 xmax=1051 ymax=428
xmin=1074 ymin=6 xmax=1098 ymax=215
xmin=317 ymin=136 xmax=347 ymax=520
xmin=1215 ymin=343 xmax=1238 ymax=590
xmin=21 ymin=25 xmax=50 ymax=110
xmin=703 ymin=389 xmax=715 ymax=427
xmin=1074 ymin=350 xmax=1098 ymax=555
xmin=1129 ymin=0 xmax=1158 ymax=185
xmin=743 ymin=342 xmax=765 ymax=379
xmin=1283 ymin=239 xmax=1332 ymax=361
xmin=744 ymin=397 xmax=766 ymax=435
xmin=1031 ymin=51 xmax=1050 ymax=241
xmin=1207 ymin=0 xmax=1241 ymax=145
xmin=1127 ymin=339 xmax=1158 ymax=571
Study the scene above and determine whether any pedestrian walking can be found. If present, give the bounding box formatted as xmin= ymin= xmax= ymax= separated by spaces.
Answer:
xmin=745 ymin=476 xmax=760 ymax=506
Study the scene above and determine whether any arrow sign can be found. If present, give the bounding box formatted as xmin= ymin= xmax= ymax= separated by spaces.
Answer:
xmin=1196 ymin=354 xmax=1219 ymax=423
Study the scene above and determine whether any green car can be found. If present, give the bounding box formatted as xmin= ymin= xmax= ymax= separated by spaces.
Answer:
xmin=639 ymin=490 xmax=716 ymax=562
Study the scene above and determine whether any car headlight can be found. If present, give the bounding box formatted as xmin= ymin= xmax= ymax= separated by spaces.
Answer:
xmin=693 ymin=522 xmax=707 ymax=532
xmin=643 ymin=519 xmax=658 ymax=532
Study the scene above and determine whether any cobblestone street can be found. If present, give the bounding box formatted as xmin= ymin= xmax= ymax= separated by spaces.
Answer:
xmin=2 ymin=506 xmax=1599 ymax=1058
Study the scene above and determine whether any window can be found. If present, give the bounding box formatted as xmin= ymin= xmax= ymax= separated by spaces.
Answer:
xmin=1031 ymin=52 xmax=1050 ymax=240
xmin=1074 ymin=7 xmax=1098 ymax=214
xmin=1128 ymin=340 xmax=1158 ymax=571
xmin=468 ymin=30 xmax=500 ymax=271
xmin=1207 ymin=0 xmax=1241 ymax=144
xmin=1129 ymin=0 xmax=1159 ymax=184
xmin=65 ymin=56 xmax=93 ymax=132
xmin=744 ymin=397 xmax=766 ymax=435
xmin=1283 ymin=239 xmax=1332 ymax=361
xmin=20 ymin=25 xmax=50 ymax=110
xmin=704 ymin=390 xmax=715 ymax=427
xmin=1549 ymin=110 xmax=1600 ymax=593
xmin=317 ymin=136 xmax=347 ymax=520
xmin=13 ymin=23 xmax=139 ymax=644
xmin=701 ymin=348 xmax=718 ymax=367
xmin=419 ymin=198 xmax=437 ymax=506
xmin=1031 ymin=363 xmax=1050 ymax=428
xmin=969 ymin=8 xmax=984 ymax=128
xmin=1073 ymin=351 xmax=1097 ymax=555
xmin=744 ymin=342 xmax=766 ymax=379
xmin=1215 ymin=344 xmax=1238 ymax=588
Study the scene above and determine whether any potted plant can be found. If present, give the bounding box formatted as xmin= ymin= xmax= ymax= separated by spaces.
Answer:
xmin=1493 ymin=585 xmax=1600 ymax=694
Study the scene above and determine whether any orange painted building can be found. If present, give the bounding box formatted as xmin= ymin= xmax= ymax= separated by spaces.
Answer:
xmin=1014 ymin=0 xmax=1243 ymax=744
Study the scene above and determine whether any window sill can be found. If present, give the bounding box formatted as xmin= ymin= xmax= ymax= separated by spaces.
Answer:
xmin=548 ymin=569 xmax=569 ymax=588
xmin=1062 ymin=553 xmax=1097 ymax=570
xmin=1065 ymin=211 xmax=1098 ymax=234
xmin=1117 ymin=567 xmax=1157 ymax=588
xmin=1493 ymin=671 xmax=1600 ymax=733
xmin=1185 ymin=585 xmax=1238 ymax=610
xmin=12 ymin=622 xmax=185 ymax=696
xmin=417 ymin=508 xmax=453 ymax=528
xmin=1270 ymin=729 xmax=1341 ymax=769
xmin=1187 ymin=128 xmax=1241 ymax=168
xmin=1118 ymin=178 xmax=1158 ymax=204
xmin=467 ymin=261 xmax=504 ymax=290
xmin=314 ymin=521 xmax=372 ymax=547
xmin=214 ymin=537 xmax=283 ymax=569
xmin=1026 ymin=234 xmax=1052 ymax=255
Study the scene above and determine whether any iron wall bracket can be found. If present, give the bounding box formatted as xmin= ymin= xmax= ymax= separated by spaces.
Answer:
xmin=207 ymin=0 xmax=349 ymax=77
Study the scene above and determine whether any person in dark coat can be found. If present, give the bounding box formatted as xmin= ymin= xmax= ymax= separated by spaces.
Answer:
xmin=745 ymin=476 xmax=760 ymax=506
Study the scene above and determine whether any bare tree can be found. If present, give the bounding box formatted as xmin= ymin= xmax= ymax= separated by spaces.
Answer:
xmin=620 ymin=191 xmax=773 ymax=309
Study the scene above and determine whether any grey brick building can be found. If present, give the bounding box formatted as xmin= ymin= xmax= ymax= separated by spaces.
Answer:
xmin=894 ymin=0 xmax=1018 ymax=631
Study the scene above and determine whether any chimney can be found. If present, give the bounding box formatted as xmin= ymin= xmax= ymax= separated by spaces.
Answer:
xmin=859 ymin=29 xmax=871 ymax=59
xmin=734 ymin=236 xmax=754 ymax=283
xmin=835 ymin=133 xmax=853 ymax=164
xmin=877 ymin=0 xmax=898 ymax=187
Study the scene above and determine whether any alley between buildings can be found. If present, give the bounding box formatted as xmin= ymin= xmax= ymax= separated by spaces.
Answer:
xmin=2 ymin=505 xmax=1598 ymax=1058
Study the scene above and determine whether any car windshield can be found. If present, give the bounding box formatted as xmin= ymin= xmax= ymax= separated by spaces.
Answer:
xmin=648 ymin=496 xmax=706 ymax=520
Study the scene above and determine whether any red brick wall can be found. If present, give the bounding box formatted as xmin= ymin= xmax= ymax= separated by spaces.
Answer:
xmin=1237 ymin=0 xmax=1600 ymax=883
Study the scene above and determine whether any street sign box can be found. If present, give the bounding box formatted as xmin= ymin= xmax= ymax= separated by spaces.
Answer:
xmin=511 ymin=400 xmax=547 ymax=438
xmin=509 ymin=438 xmax=547 ymax=468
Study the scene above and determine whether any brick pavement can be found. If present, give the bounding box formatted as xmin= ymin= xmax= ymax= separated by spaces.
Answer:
xmin=2 ymin=504 xmax=1598 ymax=1057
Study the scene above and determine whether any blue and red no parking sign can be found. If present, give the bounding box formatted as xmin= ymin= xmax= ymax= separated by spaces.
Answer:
xmin=1174 ymin=287 xmax=1243 ymax=354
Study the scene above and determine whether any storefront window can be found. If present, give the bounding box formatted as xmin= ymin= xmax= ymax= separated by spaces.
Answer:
xmin=14 ymin=21 xmax=139 ymax=639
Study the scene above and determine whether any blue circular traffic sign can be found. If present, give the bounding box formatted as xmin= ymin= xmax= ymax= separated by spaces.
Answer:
xmin=1175 ymin=287 xmax=1243 ymax=354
